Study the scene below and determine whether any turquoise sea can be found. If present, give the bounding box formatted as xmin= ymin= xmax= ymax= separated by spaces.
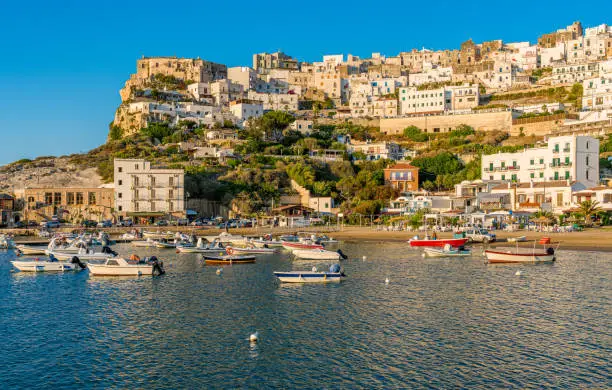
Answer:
xmin=0 ymin=242 xmax=610 ymax=388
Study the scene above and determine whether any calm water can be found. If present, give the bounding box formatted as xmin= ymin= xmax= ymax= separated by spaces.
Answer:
xmin=0 ymin=242 xmax=610 ymax=389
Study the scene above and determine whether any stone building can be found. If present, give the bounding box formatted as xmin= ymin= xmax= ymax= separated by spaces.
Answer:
xmin=253 ymin=52 xmax=298 ymax=72
xmin=24 ymin=187 xmax=114 ymax=222
xmin=538 ymin=21 xmax=583 ymax=48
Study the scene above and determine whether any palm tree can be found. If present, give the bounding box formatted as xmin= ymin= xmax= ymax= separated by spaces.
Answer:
xmin=578 ymin=200 xmax=602 ymax=226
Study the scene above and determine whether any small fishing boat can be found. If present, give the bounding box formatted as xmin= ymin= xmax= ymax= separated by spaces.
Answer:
xmin=292 ymin=249 xmax=347 ymax=260
xmin=485 ymin=242 xmax=557 ymax=264
xmin=142 ymin=231 xmax=174 ymax=240
xmin=250 ymin=234 xmax=284 ymax=248
xmin=0 ymin=234 xmax=16 ymax=249
xmin=281 ymin=241 xmax=324 ymax=251
xmin=203 ymin=232 xmax=246 ymax=245
xmin=423 ymin=244 xmax=471 ymax=258
xmin=11 ymin=256 xmax=87 ymax=272
xmin=177 ymin=238 xmax=225 ymax=254
xmin=203 ymin=255 xmax=256 ymax=265
xmin=408 ymin=237 xmax=468 ymax=248
xmin=15 ymin=244 xmax=48 ymax=255
xmin=507 ymin=235 xmax=527 ymax=243
xmin=131 ymin=239 xmax=158 ymax=248
xmin=87 ymin=256 xmax=165 ymax=276
xmin=274 ymin=264 xmax=345 ymax=283
xmin=154 ymin=238 xmax=177 ymax=249
xmin=225 ymin=246 xmax=277 ymax=255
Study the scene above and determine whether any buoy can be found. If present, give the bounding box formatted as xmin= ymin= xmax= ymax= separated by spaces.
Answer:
xmin=312 ymin=266 xmax=317 ymax=272
xmin=422 ymin=253 xmax=426 ymax=258
xmin=249 ymin=332 xmax=259 ymax=342
xmin=385 ymin=277 xmax=390 ymax=284
xmin=515 ymin=270 xmax=523 ymax=276
xmin=362 ymin=255 xmax=367 ymax=261
xmin=216 ymin=268 xmax=222 ymax=275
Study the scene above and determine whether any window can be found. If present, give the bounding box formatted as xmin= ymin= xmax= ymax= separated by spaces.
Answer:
xmin=586 ymin=156 xmax=590 ymax=166
xmin=501 ymin=175 xmax=505 ymax=180
xmin=151 ymin=177 xmax=156 ymax=187
xmin=169 ymin=189 xmax=174 ymax=199
xmin=565 ymin=171 xmax=570 ymax=179
xmin=530 ymin=173 xmax=535 ymax=178
xmin=118 ymin=193 xmax=122 ymax=199
xmin=511 ymin=174 xmax=517 ymax=181
xmin=530 ymin=159 xmax=534 ymax=165
xmin=88 ymin=193 xmax=96 ymax=205
xmin=118 ymin=180 xmax=122 ymax=186
xmin=45 ymin=192 xmax=52 ymax=204
xmin=76 ymin=192 xmax=84 ymax=205
xmin=169 ymin=176 xmax=174 ymax=186
xmin=54 ymin=192 xmax=61 ymax=205
xmin=135 ymin=164 xmax=139 ymax=170
xmin=118 ymin=167 xmax=122 ymax=173
xmin=151 ymin=189 xmax=155 ymax=199
xmin=169 ymin=202 xmax=174 ymax=212
xmin=67 ymin=193 xmax=75 ymax=205
xmin=539 ymin=172 xmax=544 ymax=178
xmin=540 ymin=158 xmax=544 ymax=164
xmin=118 ymin=206 xmax=123 ymax=211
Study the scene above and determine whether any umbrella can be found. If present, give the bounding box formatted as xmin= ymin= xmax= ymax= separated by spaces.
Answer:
xmin=533 ymin=216 xmax=551 ymax=224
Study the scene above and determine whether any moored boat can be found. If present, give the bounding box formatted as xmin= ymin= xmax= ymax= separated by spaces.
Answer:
xmin=87 ymin=257 xmax=165 ymax=276
xmin=131 ymin=239 xmax=158 ymax=248
xmin=485 ymin=247 xmax=556 ymax=264
xmin=281 ymin=241 xmax=324 ymax=251
xmin=423 ymin=245 xmax=472 ymax=258
xmin=225 ymin=246 xmax=277 ymax=255
xmin=11 ymin=256 xmax=87 ymax=272
xmin=203 ymin=255 xmax=256 ymax=265
xmin=15 ymin=244 xmax=48 ymax=255
xmin=274 ymin=264 xmax=345 ymax=283
xmin=46 ymin=246 xmax=118 ymax=261
xmin=507 ymin=236 xmax=527 ymax=243
xmin=292 ymin=249 xmax=347 ymax=260
xmin=408 ymin=237 xmax=468 ymax=248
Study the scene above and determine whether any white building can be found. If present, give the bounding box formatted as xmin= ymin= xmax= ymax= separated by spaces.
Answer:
xmin=490 ymin=180 xmax=581 ymax=214
xmin=482 ymin=135 xmax=600 ymax=187
xmin=246 ymin=91 xmax=298 ymax=111
xmin=540 ymin=43 xmax=566 ymax=67
xmin=551 ymin=62 xmax=599 ymax=85
xmin=227 ymin=67 xmax=258 ymax=91
xmin=229 ymin=100 xmax=263 ymax=125
xmin=348 ymin=141 xmax=403 ymax=160
xmin=114 ymin=159 xmax=185 ymax=218
xmin=399 ymin=87 xmax=445 ymax=115
xmin=582 ymin=73 xmax=612 ymax=110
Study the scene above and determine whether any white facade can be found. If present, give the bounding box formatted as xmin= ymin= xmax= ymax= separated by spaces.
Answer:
xmin=114 ymin=159 xmax=185 ymax=216
xmin=229 ymin=101 xmax=263 ymax=124
xmin=540 ymin=43 xmax=566 ymax=67
xmin=399 ymin=87 xmax=446 ymax=115
xmin=582 ymin=73 xmax=612 ymax=110
xmin=246 ymin=91 xmax=298 ymax=111
xmin=348 ymin=141 xmax=403 ymax=160
xmin=482 ymin=135 xmax=600 ymax=187
xmin=551 ymin=62 xmax=599 ymax=85
xmin=227 ymin=67 xmax=257 ymax=91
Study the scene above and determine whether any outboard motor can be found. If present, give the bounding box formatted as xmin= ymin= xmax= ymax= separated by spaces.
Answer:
xmin=329 ymin=264 xmax=341 ymax=273
xmin=102 ymin=246 xmax=118 ymax=257
xmin=336 ymin=249 xmax=348 ymax=260
xmin=546 ymin=247 xmax=555 ymax=255
xmin=71 ymin=256 xmax=87 ymax=270
xmin=150 ymin=256 xmax=165 ymax=276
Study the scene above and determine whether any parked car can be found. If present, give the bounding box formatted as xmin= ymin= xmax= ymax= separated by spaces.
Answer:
xmin=117 ymin=219 xmax=133 ymax=227
xmin=41 ymin=221 xmax=61 ymax=229
xmin=13 ymin=221 xmax=25 ymax=228
xmin=177 ymin=218 xmax=190 ymax=226
xmin=27 ymin=221 xmax=39 ymax=227
xmin=81 ymin=220 xmax=97 ymax=228
xmin=464 ymin=228 xmax=496 ymax=243
xmin=97 ymin=220 xmax=113 ymax=228
xmin=155 ymin=220 xmax=169 ymax=226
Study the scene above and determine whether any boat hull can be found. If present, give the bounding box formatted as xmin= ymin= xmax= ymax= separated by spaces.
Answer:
xmin=281 ymin=242 xmax=324 ymax=251
xmin=292 ymin=249 xmax=341 ymax=260
xmin=274 ymin=271 xmax=343 ymax=283
xmin=47 ymin=251 xmax=112 ymax=261
xmin=250 ymin=240 xmax=284 ymax=248
xmin=203 ymin=255 xmax=256 ymax=265
xmin=87 ymin=263 xmax=155 ymax=276
xmin=485 ymin=250 xmax=555 ymax=264
xmin=12 ymin=260 xmax=80 ymax=272
xmin=423 ymin=248 xmax=472 ymax=258
xmin=409 ymin=238 xmax=468 ymax=248
xmin=15 ymin=245 xmax=48 ymax=255
xmin=226 ymin=246 xmax=277 ymax=255
xmin=177 ymin=247 xmax=225 ymax=254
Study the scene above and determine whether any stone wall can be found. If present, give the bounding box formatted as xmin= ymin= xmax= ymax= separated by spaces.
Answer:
xmin=380 ymin=110 xmax=512 ymax=135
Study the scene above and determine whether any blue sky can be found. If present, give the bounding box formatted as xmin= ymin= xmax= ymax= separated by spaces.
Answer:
xmin=0 ymin=0 xmax=610 ymax=165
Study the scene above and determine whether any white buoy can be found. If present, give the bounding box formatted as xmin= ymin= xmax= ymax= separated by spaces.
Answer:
xmin=216 ymin=268 xmax=223 ymax=275
xmin=249 ymin=332 xmax=259 ymax=342
xmin=422 ymin=253 xmax=426 ymax=258
xmin=385 ymin=277 xmax=390 ymax=284
xmin=312 ymin=266 xmax=317 ymax=272
xmin=362 ymin=255 xmax=367 ymax=261
xmin=515 ymin=270 xmax=523 ymax=276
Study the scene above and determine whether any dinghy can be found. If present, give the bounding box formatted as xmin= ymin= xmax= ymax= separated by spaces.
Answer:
xmin=274 ymin=264 xmax=345 ymax=283
xmin=87 ymin=256 xmax=165 ymax=276
xmin=11 ymin=256 xmax=87 ymax=272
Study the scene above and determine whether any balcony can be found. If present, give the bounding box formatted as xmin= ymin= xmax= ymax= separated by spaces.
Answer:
xmin=550 ymin=162 xmax=572 ymax=168
xmin=507 ymin=166 xmax=520 ymax=171
xmin=563 ymin=147 xmax=571 ymax=152
xmin=552 ymin=149 xmax=560 ymax=154
xmin=528 ymin=164 xmax=546 ymax=170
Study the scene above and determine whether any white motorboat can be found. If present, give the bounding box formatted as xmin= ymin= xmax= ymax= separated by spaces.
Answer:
xmin=11 ymin=257 xmax=87 ymax=272
xmin=423 ymin=245 xmax=472 ymax=258
xmin=15 ymin=244 xmax=48 ymax=255
xmin=250 ymin=234 xmax=284 ymax=248
xmin=46 ymin=246 xmax=118 ymax=262
xmin=0 ymin=234 xmax=16 ymax=249
xmin=47 ymin=237 xmax=90 ymax=254
xmin=177 ymin=238 xmax=226 ymax=254
xmin=154 ymin=238 xmax=177 ymax=249
xmin=142 ymin=231 xmax=174 ymax=240
xmin=87 ymin=257 xmax=165 ymax=276
xmin=281 ymin=240 xmax=324 ymax=251
xmin=131 ymin=239 xmax=159 ymax=248
xmin=485 ymin=241 xmax=557 ymax=264
xmin=225 ymin=246 xmax=278 ymax=255
xmin=203 ymin=232 xmax=246 ymax=245
xmin=274 ymin=264 xmax=345 ymax=283
xmin=507 ymin=236 xmax=527 ymax=243
xmin=292 ymin=249 xmax=347 ymax=260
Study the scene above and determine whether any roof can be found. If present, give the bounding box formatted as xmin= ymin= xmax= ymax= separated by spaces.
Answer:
xmin=272 ymin=204 xmax=314 ymax=212
xmin=0 ymin=194 xmax=14 ymax=200
xmin=385 ymin=163 xmax=419 ymax=170
xmin=491 ymin=180 xmax=574 ymax=190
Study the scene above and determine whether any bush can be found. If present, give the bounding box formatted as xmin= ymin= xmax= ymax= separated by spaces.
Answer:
xmin=402 ymin=126 xmax=428 ymax=142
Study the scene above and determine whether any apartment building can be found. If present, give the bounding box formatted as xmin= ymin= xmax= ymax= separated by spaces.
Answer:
xmin=481 ymin=135 xmax=600 ymax=187
xmin=253 ymin=52 xmax=298 ymax=72
xmin=348 ymin=141 xmax=403 ymax=161
xmin=551 ymin=62 xmax=599 ymax=85
xmin=229 ymin=100 xmax=263 ymax=125
xmin=383 ymin=163 xmax=420 ymax=192
xmin=114 ymin=159 xmax=185 ymax=220
xmin=582 ymin=73 xmax=612 ymax=110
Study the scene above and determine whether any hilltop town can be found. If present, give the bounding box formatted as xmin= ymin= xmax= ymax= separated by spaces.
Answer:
xmin=1 ymin=20 xmax=612 ymax=228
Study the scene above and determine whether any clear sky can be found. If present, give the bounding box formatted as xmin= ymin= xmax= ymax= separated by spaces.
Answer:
xmin=0 ymin=0 xmax=610 ymax=165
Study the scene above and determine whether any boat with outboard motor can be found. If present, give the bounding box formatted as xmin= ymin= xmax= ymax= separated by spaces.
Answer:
xmin=292 ymin=248 xmax=347 ymax=260
xmin=249 ymin=234 xmax=284 ymax=248
xmin=408 ymin=236 xmax=468 ymax=248
xmin=203 ymin=232 xmax=246 ymax=245
xmin=15 ymin=244 xmax=48 ymax=255
xmin=274 ymin=264 xmax=345 ymax=283
xmin=46 ymin=245 xmax=118 ymax=261
xmin=0 ymin=234 xmax=16 ymax=249
xmin=281 ymin=241 xmax=324 ymax=251
xmin=225 ymin=245 xmax=278 ymax=255
xmin=177 ymin=238 xmax=226 ymax=254
xmin=87 ymin=256 xmax=165 ymax=276
xmin=11 ymin=256 xmax=87 ymax=272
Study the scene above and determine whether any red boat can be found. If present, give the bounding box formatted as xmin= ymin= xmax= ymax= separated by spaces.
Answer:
xmin=281 ymin=241 xmax=324 ymax=250
xmin=408 ymin=238 xmax=468 ymax=248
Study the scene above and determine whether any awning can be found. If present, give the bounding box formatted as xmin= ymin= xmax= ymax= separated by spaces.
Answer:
xmin=186 ymin=209 xmax=198 ymax=216
xmin=126 ymin=212 xmax=166 ymax=217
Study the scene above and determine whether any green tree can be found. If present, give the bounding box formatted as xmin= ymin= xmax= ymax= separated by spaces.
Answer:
xmin=109 ymin=125 xmax=123 ymax=141
xmin=579 ymin=200 xmax=602 ymax=225
xmin=402 ymin=126 xmax=429 ymax=142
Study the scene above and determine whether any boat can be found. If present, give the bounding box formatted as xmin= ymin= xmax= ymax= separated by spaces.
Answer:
xmin=142 ymin=231 xmax=174 ymax=240
xmin=131 ymin=239 xmax=159 ymax=248
xmin=11 ymin=256 xmax=87 ymax=272
xmin=176 ymin=238 xmax=226 ymax=254
xmin=281 ymin=241 xmax=324 ymax=251
xmin=292 ymin=249 xmax=347 ymax=260
xmin=423 ymin=244 xmax=471 ymax=258
xmin=408 ymin=237 xmax=468 ymax=248
xmin=225 ymin=246 xmax=277 ymax=255
xmin=203 ymin=255 xmax=256 ymax=265
xmin=154 ymin=238 xmax=177 ymax=249
xmin=485 ymin=245 xmax=557 ymax=264
xmin=507 ymin=236 xmax=527 ymax=243
xmin=0 ymin=234 xmax=16 ymax=249
xmin=274 ymin=264 xmax=345 ymax=283
xmin=15 ymin=244 xmax=48 ymax=255
xmin=46 ymin=246 xmax=118 ymax=261
xmin=87 ymin=256 xmax=165 ymax=276
xmin=250 ymin=234 xmax=284 ymax=248
xmin=47 ymin=237 xmax=90 ymax=254
xmin=202 ymin=232 xmax=246 ymax=245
